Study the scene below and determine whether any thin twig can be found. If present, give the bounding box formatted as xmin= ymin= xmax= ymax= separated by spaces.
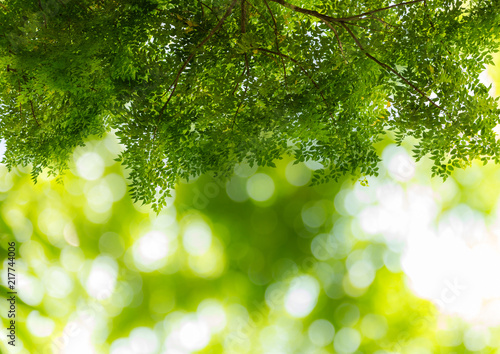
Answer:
xmin=232 ymin=63 xmax=248 ymax=95
xmin=263 ymin=0 xmax=287 ymax=84
xmin=200 ymin=1 xmax=220 ymax=21
xmin=256 ymin=47 xmax=334 ymax=119
xmin=370 ymin=15 xmax=399 ymax=28
xmin=241 ymin=0 xmax=250 ymax=76
xmin=423 ymin=0 xmax=450 ymax=56
xmin=367 ymin=52 xmax=443 ymax=110
xmin=244 ymin=53 xmax=250 ymax=75
xmin=55 ymin=0 xmax=67 ymax=8
xmin=241 ymin=0 xmax=246 ymax=33
xmin=340 ymin=20 xmax=390 ymax=34
xmin=158 ymin=0 xmax=238 ymax=118
xmin=269 ymin=0 xmax=424 ymax=23
xmin=339 ymin=22 xmax=364 ymax=49
xmin=232 ymin=86 xmax=248 ymax=130
xmin=340 ymin=22 xmax=445 ymax=111
xmin=341 ymin=0 xmax=425 ymax=21
xmin=245 ymin=0 xmax=274 ymax=28
xmin=18 ymin=79 xmax=22 ymax=119
xmin=321 ymin=20 xmax=347 ymax=63
xmin=269 ymin=0 xmax=338 ymax=23
xmin=38 ymin=0 xmax=47 ymax=28
xmin=30 ymin=100 xmax=40 ymax=126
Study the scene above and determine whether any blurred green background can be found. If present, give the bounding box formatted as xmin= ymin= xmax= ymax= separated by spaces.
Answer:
xmin=1 ymin=56 xmax=500 ymax=354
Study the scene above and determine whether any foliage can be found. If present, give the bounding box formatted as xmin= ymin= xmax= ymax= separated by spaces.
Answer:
xmin=0 ymin=0 xmax=499 ymax=210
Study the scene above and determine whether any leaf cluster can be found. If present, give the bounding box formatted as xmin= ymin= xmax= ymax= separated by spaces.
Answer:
xmin=0 ymin=0 xmax=499 ymax=210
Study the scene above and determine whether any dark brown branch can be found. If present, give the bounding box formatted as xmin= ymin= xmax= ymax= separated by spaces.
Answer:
xmin=369 ymin=15 xmax=399 ymax=28
xmin=423 ymin=1 xmax=450 ymax=56
xmin=340 ymin=22 xmax=445 ymax=111
xmin=340 ymin=20 xmax=391 ymax=34
xmin=38 ymin=0 xmax=47 ymax=28
xmin=269 ymin=0 xmax=423 ymax=25
xmin=341 ymin=0 xmax=425 ymax=21
xmin=232 ymin=86 xmax=248 ymax=130
xmin=241 ymin=0 xmax=250 ymax=76
xmin=233 ymin=63 xmax=248 ymax=95
xmin=18 ymin=79 xmax=22 ymax=119
xmin=321 ymin=20 xmax=347 ymax=63
xmin=367 ymin=52 xmax=444 ymax=111
xmin=256 ymin=47 xmax=334 ymax=119
xmin=200 ymin=1 xmax=221 ymax=22
xmin=269 ymin=0 xmax=338 ymax=22
xmin=256 ymin=48 xmax=320 ymax=94
xmin=245 ymin=0 xmax=274 ymax=29
xmin=55 ymin=0 xmax=67 ymax=8
xmin=158 ymin=0 xmax=238 ymax=118
xmin=76 ymin=84 xmax=97 ymax=92
xmin=0 ymin=2 xmax=7 ymax=11
xmin=339 ymin=22 xmax=364 ymax=49
xmin=244 ymin=53 xmax=250 ymax=75
xmin=30 ymin=100 xmax=40 ymax=126
xmin=263 ymin=0 xmax=287 ymax=84
xmin=241 ymin=0 xmax=246 ymax=33
xmin=74 ymin=0 xmax=92 ymax=12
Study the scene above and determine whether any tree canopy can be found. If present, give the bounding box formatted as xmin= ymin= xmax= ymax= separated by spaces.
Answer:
xmin=0 ymin=0 xmax=499 ymax=210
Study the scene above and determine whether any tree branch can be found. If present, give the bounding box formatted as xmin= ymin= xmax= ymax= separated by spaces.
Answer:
xmin=340 ymin=22 xmax=445 ymax=111
xmin=366 ymin=52 xmax=444 ymax=111
xmin=245 ymin=0 xmax=274 ymax=28
xmin=241 ymin=0 xmax=246 ymax=33
xmin=369 ymin=15 xmax=399 ymax=28
xmin=339 ymin=22 xmax=364 ymax=49
xmin=18 ymin=79 xmax=22 ymax=120
xmin=263 ymin=0 xmax=287 ymax=84
xmin=256 ymin=47 xmax=334 ymax=119
xmin=268 ymin=0 xmax=338 ymax=22
xmin=55 ymin=0 xmax=67 ymax=8
xmin=341 ymin=0 xmax=425 ymax=21
xmin=269 ymin=0 xmax=424 ymax=24
xmin=321 ymin=20 xmax=347 ymax=63
xmin=200 ymin=1 xmax=221 ymax=21
xmin=241 ymin=0 xmax=250 ymax=76
xmin=30 ymin=100 xmax=40 ymax=126
xmin=233 ymin=63 xmax=248 ymax=95
xmin=158 ymin=0 xmax=238 ymax=118
xmin=340 ymin=20 xmax=391 ymax=34
xmin=38 ymin=0 xmax=47 ymax=28
xmin=232 ymin=85 xmax=248 ymax=130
